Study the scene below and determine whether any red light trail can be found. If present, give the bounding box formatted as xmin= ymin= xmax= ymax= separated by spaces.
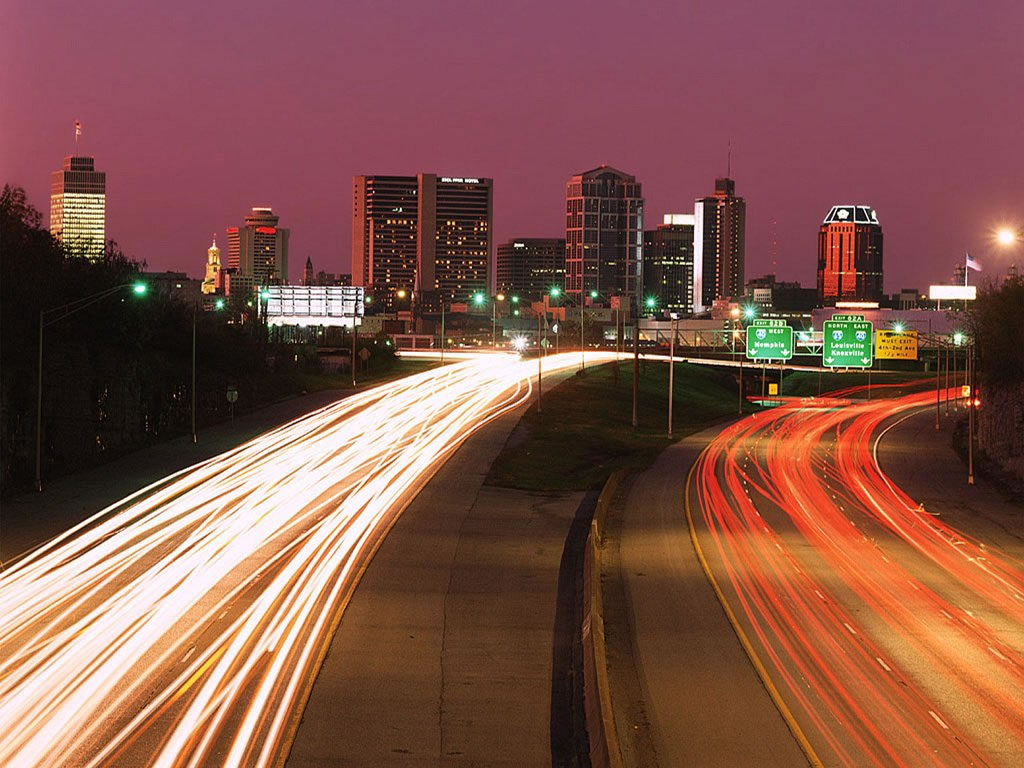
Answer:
xmin=693 ymin=387 xmax=1024 ymax=766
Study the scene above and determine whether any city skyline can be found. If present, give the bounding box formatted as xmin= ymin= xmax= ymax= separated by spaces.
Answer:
xmin=3 ymin=1 xmax=1022 ymax=291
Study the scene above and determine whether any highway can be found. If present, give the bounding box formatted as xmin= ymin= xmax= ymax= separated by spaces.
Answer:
xmin=0 ymin=352 xmax=614 ymax=768
xmin=691 ymin=386 xmax=1024 ymax=767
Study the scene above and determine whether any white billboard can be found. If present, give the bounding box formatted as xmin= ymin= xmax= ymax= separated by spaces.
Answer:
xmin=265 ymin=285 xmax=365 ymax=327
xmin=929 ymin=285 xmax=976 ymax=301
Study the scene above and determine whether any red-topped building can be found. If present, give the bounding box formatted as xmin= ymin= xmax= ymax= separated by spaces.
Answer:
xmin=817 ymin=205 xmax=883 ymax=306
xmin=226 ymin=207 xmax=290 ymax=288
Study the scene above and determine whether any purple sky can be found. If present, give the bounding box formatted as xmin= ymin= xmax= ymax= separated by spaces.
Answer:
xmin=3 ymin=0 xmax=1022 ymax=291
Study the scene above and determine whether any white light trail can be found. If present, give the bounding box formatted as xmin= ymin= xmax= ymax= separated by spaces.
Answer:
xmin=0 ymin=352 xmax=614 ymax=767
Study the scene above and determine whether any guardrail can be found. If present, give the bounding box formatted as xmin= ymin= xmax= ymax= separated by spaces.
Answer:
xmin=582 ymin=469 xmax=626 ymax=768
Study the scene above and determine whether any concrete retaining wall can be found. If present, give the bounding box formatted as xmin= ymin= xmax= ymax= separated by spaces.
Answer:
xmin=582 ymin=470 xmax=625 ymax=768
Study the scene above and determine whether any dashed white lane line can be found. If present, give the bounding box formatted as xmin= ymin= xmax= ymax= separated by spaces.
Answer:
xmin=929 ymin=710 xmax=950 ymax=730
xmin=875 ymin=657 xmax=892 ymax=672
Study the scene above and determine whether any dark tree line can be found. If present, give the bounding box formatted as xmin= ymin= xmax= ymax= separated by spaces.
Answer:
xmin=0 ymin=185 xmax=333 ymax=494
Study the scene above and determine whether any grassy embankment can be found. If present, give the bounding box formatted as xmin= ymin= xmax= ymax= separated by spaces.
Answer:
xmin=488 ymin=360 xmax=749 ymax=491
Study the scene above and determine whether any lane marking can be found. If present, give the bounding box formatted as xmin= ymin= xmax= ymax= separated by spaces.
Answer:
xmin=171 ymin=645 xmax=226 ymax=704
xmin=875 ymin=657 xmax=891 ymax=672
xmin=684 ymin=458 xmax=825 ymax=768
xmin=928 ymin=711 xmax=949 ymax=730
xmin=988 ymin=646 xmax=1008 ymax=662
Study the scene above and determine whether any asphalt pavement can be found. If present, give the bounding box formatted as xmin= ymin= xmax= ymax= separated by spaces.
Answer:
xmin=610 ymin=428 xmax=808 ymax=768
xmin=285 ymin=379 xmax=585 ymax=766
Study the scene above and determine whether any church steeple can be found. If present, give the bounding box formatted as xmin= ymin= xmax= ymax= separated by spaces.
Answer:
xmin=202 ymin=235 xmax=221 ymax=294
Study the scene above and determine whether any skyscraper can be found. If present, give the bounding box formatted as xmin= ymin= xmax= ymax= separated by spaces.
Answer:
xmin=303 ymin=257 xmax=314 ymax=286
xmin=225 ymin=207 xmax=290 ymax=287
xmin=817 ymin=205 xmax=883 ymax=305
xmin=693 ymin=177 xmax=745 ymax=313
xmin=352 ymin=174 xmax=493 ymax=310
xmin=201 ymin=237 xmax=221 ymax=294
xmin=50 ymin=155 xmax=106 ymax=259
xmin=564 ymin=166 xmax=643 ymax=302
xmin=352 ymin=176 xmax=419 ymax=310
xmin=643 ymin=214 xmax=695 ymax=314
xmin=495 ymin=238 xmax=565 ymax=300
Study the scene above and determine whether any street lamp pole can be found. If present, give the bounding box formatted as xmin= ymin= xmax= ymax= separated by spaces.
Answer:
xmin=440 ymin=301 xmax=445 ymax=366
xmin=632 ymin=297 xmax=639 ymax=429
xmin=668 ymin=313 xmax=676 ymax=437
xmin=968 ymin=343 xmax=975 ymax=485
xmin=192 ymin=306 xmax=197 ymax=444
xmin=36 ymin=281 xmax=147 ymax=492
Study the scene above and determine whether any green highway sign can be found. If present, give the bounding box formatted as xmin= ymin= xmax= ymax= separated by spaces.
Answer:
xmin=746 ymin=319 xmax=793 ymax=361
xmin=823 ymin=314 xmax=874 ymax=368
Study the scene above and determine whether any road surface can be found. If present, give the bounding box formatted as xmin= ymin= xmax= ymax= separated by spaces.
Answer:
xmin=0 ymin=352 xmax=613 ymax=768
xmin=690 ymin=387 xmax=1024 ymax=767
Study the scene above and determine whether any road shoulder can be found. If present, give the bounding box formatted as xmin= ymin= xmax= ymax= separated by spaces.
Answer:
xmin=606 ymin=428 xmax=808 ymax=767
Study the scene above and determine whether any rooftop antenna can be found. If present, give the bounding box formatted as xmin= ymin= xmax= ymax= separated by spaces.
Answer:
xmin=727 ymin=139 xmax=731 ymax=177
xmin=74 ymin=120 xmax=81 ymax=153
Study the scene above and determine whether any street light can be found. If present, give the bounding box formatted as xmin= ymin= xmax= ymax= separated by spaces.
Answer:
xmin=36 ymin=281 xmax=148 ymax=491
xmin=668 ymin=312 xmax=678 ymax=437
xmin=743 ymin=305 xmax=757 ymax=320
xmin=892 ymin=321 xmax=905 ymax=334
xmin=996 ymin=227 xmax=1018 ymax=246
xmin=645 ymin=295 xmax=658 ymax=312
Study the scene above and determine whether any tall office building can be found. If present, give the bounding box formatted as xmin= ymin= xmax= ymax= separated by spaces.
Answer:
xmin=352 ymin=176 xmax=419 ymax=310
xmin=495 ymin=238 xmax=565 ymax=300
xmin=643 ymin=214 xmax=695 ymax=314
xmin=201 ymin=237 xmax=221 ymax=294
xmin=564 ymin=166 xmax=643 ymax=302
xmin=352 ymin=174 xmax=492 ymax=310
xmin=50 ymin=156 xmax=106 ymax=259
xmin=693 ymin=177 xmax=745 ymax=313
xmin=816 ymin=205 xmax=883 ymax=305
xmin=225 ymin=207 xmax=290 ymax=287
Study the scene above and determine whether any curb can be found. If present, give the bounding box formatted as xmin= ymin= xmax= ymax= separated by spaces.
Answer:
xmin=582 ymin=469 xmax=626 ymax=768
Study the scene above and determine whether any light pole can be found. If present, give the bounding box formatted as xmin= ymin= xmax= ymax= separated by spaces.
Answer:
xmin=968 ymin=341 xmax=975 ymax=485
xmin=668 ymin=312 xmax=677 ymax=437
xmin=36 ymin=281 xmax=148 ymax=492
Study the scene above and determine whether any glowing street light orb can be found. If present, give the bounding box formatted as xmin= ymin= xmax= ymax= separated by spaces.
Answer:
xmin=473 ymin=293 xmax=485 ymax=305
xmin=892 ymin=322 xmax=905 ymax=334
xmin=132 ymin=282 xmax=147 ymax=295
xmin=996 ymin=227 xmax=1017 ymax=246
xmin=953 ymin=331 xmax=965 ymax=346
xmin=743 ymin=305 xmax=756 ymax=320
xmin=511 ymin=336 xmax=527 ymax=352
xmin=396 ymin=289 xmax=407 ymax=299
xmin=549 ymin=286 xmax=561 ymax=298
xmin=496 ymin=293 xmax=505 ymax=302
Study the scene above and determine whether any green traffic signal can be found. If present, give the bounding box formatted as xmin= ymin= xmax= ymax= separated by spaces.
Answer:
xmin=511 ymin=295 xmax=519 ymax=303
xmin=589 ymin=290 xmax=598 ymax=299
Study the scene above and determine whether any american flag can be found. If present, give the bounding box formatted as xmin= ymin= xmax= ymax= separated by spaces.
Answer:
xmin=965 ymin=253 xmax=982 ymax=272
xmin=74 ymin=121 xmax=81 ymax=141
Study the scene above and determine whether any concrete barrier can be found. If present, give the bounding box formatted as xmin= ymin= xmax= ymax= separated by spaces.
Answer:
xmin=582 ymin=470 xmax=625 ymax=768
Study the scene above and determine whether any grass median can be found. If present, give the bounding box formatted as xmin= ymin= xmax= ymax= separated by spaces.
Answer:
xmin=488 ymin=359 xmax=748 ymax=491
